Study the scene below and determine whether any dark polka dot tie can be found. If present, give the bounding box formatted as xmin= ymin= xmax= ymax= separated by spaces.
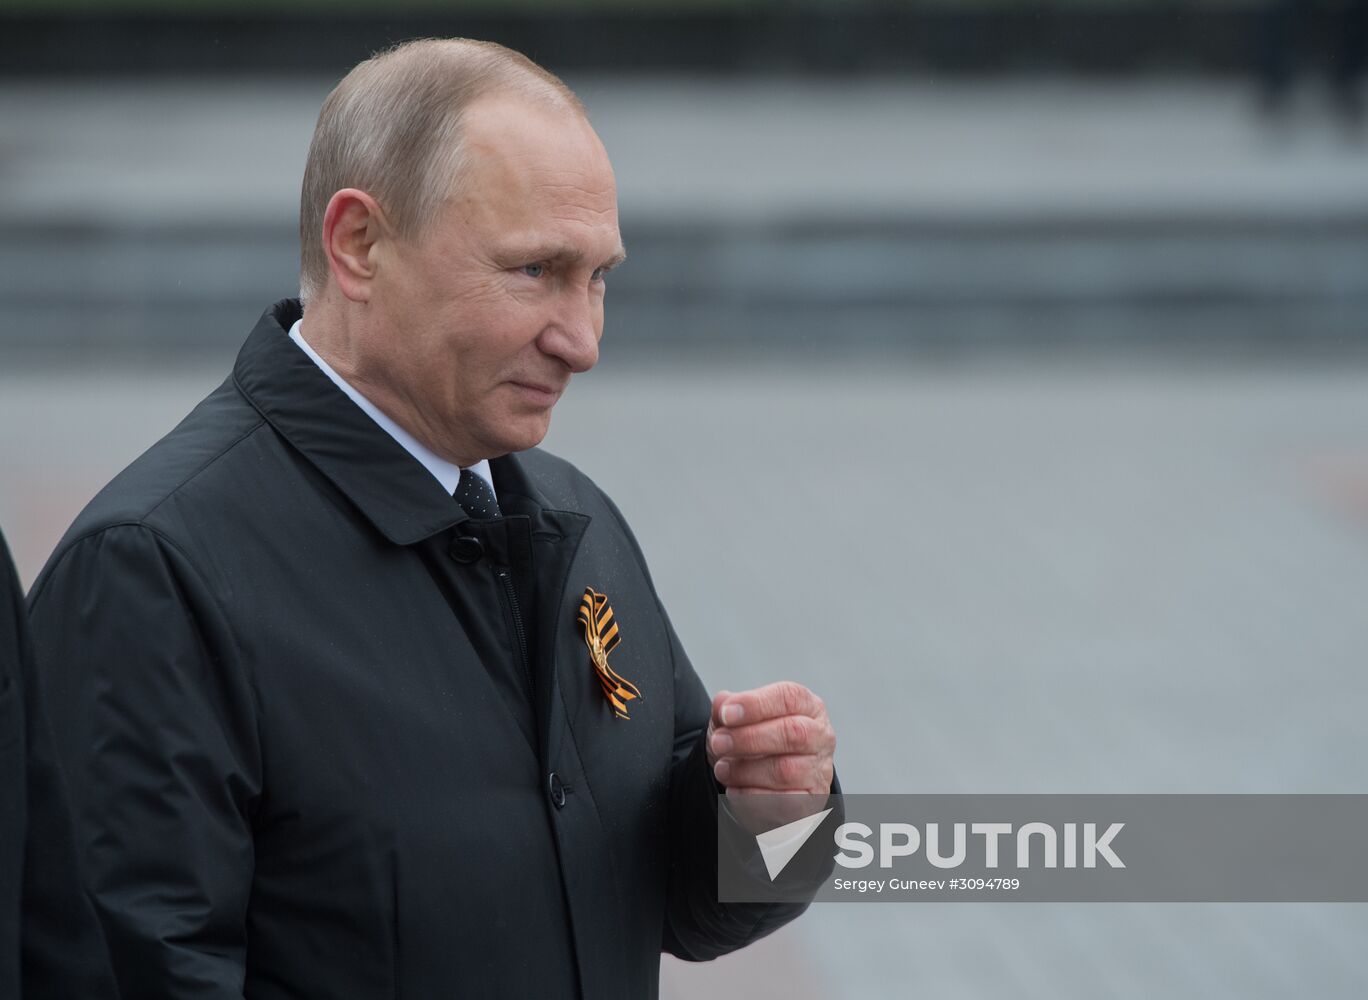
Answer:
xmin=454 ymin=468 xmax=501 ymax=519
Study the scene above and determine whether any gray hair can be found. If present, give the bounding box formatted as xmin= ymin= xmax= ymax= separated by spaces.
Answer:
xmin=298 ymin=37 xmax=584 ymax=304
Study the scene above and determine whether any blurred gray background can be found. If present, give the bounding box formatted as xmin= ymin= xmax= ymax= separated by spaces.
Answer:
xmin=2 ymin=1 xmax=1366 ymax=997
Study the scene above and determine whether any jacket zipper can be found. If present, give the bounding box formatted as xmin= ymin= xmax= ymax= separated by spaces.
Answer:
xmin=497 ymin=569 xmax=534 ymax=699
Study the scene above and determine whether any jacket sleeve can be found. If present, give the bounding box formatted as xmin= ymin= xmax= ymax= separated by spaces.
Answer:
xmin=26 ymin=523 xmax=262 ymax=998
xmin=592 ymin=489 xmax=836 ymax=961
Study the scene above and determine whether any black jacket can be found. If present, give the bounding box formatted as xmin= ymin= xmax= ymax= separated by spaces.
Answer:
xmin=27 ymin=300 xmax=825 ymax=999
xmin=0 ymin=528 xmax=118 ymax=998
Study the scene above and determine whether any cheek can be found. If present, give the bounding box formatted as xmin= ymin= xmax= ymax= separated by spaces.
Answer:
xmin=418 ymin=293 xmax=551 ymax=392
xmin=488 ymin=306 xmax=557 ymax=357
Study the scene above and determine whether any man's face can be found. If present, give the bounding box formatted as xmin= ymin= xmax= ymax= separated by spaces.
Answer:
xmin=363 ymin=93 xmax=624 ymax=466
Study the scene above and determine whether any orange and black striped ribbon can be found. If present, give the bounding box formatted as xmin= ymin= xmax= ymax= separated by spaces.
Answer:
xmin=577 ymin=587 xmax=643 ymax=719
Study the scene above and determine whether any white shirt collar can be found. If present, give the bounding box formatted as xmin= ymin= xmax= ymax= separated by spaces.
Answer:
xmin=287 ymin=319 xmax=495 ymax=502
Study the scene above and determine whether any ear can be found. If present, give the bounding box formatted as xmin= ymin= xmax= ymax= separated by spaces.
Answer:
xmin=322 ymin=188 xmax=389 ymax=303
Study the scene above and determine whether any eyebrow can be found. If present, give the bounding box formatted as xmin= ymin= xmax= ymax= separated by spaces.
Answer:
xmin=500 ymin=242 xmax=627 ymax=271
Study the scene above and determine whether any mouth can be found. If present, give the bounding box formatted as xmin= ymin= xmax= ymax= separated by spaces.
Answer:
xmin=508 ymin=380 xmax=565 ymax=406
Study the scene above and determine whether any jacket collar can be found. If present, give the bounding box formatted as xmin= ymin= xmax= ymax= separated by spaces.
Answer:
xmin=233 ymin=299 xmax=554 ymax=546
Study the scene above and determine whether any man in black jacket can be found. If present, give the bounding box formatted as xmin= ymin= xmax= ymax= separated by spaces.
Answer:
xmin=0 ymin=527 xmax=117 ymax=998
xmin=27 ymin=38 xmax=838 ymax=998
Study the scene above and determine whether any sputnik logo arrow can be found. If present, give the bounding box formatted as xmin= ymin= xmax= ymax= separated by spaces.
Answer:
xmin=756 ymin=808 xmax=834 ymax=881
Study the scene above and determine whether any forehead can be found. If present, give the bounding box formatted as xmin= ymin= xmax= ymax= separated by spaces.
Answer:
xmin=446 ymin=93 xmax=621 ymax=255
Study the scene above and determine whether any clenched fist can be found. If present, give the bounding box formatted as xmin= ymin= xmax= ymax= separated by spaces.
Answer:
xmin=706 ymin=681 xmax=836 ymax=797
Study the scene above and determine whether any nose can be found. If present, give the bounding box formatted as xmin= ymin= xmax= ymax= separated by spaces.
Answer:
xmin=538 ymin=287 xmax=601 ymax=374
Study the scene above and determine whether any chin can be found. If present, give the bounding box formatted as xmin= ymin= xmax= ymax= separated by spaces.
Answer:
xmin=492 ymin=413 xmax=553 ymax=456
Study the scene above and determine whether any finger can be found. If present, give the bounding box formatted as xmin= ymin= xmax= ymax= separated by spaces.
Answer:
xmin=716 ymin=681 xmax=824 ymax=727
xmin=709 ymin=714 xmax=834 ymax=759
xmin=714 ymin=753 xmax=828 ymax=791
xmin=705 ymin=690 xmax=733 ymax=768
xmin=710 ymin=689 xmax=733 ymax=730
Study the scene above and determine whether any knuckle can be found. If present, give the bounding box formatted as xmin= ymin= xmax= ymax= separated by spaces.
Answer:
xmin=778 ymin=680 xmax=805 ymax=710
xmin=776 ymin=755 xmax=805 ymax=784
xmin=783 ymin=715 xmax=809 ymax=751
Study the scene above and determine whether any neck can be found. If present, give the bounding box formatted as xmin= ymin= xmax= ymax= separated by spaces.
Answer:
xmin=298 ymin=294 xmax=483 ymax=469
xmin=298 ymin=290 xmax=364 ymax=385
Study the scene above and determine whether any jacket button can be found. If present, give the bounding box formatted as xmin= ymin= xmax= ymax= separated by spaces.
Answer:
xmin=548 ymin=771 xmax=567 ymax=809
xmin=449 ymin=535 xmax=484 ymax=564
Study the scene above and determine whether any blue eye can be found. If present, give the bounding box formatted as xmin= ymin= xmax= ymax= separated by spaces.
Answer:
xmin=591 ymin=267 xmax=607 ymax=282
xmin=521 ymin=263 xmax=545 ymax=278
